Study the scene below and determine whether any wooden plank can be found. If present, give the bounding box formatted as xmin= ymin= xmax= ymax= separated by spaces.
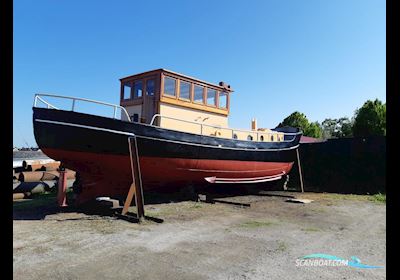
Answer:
xmin=128 ymin=136 xmax=145 ymax=221
xmin=121 ymin=183 xmax=136 ymax=215
xmin=296 ymin=148 xmax=305 ymax=193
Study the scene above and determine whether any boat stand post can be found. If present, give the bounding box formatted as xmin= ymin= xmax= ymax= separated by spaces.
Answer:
xmin=121 ymin=136 xmax=145 ymax=222
xmin=57 ymin=168 xmax=68 ymax=207
xmin=296 ymin=148 xmax=304 ymax=193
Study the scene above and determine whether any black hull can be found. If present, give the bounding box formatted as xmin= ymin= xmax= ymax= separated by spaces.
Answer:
xmin=33 ymin=108 xmax=301 ymax=163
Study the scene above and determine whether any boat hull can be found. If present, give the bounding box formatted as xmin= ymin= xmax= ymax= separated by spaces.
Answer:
xmin=33 ymin=108 xmax=301 ymax=204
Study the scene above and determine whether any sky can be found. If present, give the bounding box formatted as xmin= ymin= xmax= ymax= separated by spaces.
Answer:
xmin=13 ymin=0 xmax=386 ymax=147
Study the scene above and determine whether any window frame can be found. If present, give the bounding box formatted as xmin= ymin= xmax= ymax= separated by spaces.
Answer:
xmin=218 ymin=91 xmax=228 ymax=109
xmin=132 ymin=80 xmax=144 ymax=99
xmin=122 ymin=81 xmax=133 ymax=100
xmin=206 ymin=88 xmax=217 ymax=107
xmin=178 ymin=79 xmax=192 ymax=102
xmin=193 ymin=83 xmax=205 ymax=104
xmin=163 ymin=76 xmax=177 ymax=98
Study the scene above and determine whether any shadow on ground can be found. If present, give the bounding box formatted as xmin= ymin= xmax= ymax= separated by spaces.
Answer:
xmin=13 ymin=181 xmax=299 ymax=221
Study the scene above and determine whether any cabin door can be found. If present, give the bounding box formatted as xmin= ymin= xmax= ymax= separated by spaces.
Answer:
xmin=143 ymin=78 xmax=156 ymax=124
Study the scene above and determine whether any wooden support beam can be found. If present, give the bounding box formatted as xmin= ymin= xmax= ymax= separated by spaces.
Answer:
xmin=128 ymin=136 xmax=145 ymax=221
xmin=296 ymin=148 xmax=304 ymax=193
xmin=122 ymin=183 xmax=136 ymax=215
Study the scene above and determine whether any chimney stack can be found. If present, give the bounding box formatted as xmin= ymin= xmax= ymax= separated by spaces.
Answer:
xmin=251 ymin=118 xmax=257 ymax=131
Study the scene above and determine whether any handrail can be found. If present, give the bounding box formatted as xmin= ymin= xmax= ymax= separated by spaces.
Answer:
xmin=149 ymin=114 xmax=301 ymax=142
xmin=33 ymin=93 xmax=132 ymax=122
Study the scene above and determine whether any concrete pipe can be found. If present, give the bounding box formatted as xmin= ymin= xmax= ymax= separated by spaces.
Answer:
xmin=26 ymin=161 xmax=61 ymax=171
xmin=42 ymin=170 xmax=75 ymax=180
xmin=22 ymin=159 xmax=55 ymax=170
xmin=18 ymin=171 xmax=45 ymax=182
xmin=65 ymin=170 xmax=76 ymax=179
xmin=13 ymin=193 xmax=25 ymax=200
xmin=13 ymin=192 xmax=32 ymax=200
xmin=43 ymin=162 xmax=61 ymax=171
xmin=13 ymin=182 xmax=48 ymax=194
xmin=41 ymin=171 xmax=59 ymax=181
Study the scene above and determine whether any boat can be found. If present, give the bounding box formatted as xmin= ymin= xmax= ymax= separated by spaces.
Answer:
xmin=32 ymin=69 xmax=302 ymax=204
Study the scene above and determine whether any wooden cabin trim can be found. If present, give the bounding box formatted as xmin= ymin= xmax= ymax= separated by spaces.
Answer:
xmin=120 ymin=69 xmax=234 ymax=93
xmin=120 ymin=69 xmax=163 ymax=83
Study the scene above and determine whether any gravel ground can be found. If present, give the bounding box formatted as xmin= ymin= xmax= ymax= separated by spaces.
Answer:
xmin=13 ymin=191 xmax=386 ymax=280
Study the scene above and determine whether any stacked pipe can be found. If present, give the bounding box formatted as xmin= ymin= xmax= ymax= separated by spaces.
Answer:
xmin=13 ymin=159 xmax=76 ymax=200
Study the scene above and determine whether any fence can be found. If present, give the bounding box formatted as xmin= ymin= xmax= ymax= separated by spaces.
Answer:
xmin=287 ymin=136 xmax=386 ymax=194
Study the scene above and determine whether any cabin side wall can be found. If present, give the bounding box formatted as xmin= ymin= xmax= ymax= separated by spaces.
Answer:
xmin=158 ymin=103 xmax=229 ymax=136
xmin=234 ymin=130 xmax=284 ymax=142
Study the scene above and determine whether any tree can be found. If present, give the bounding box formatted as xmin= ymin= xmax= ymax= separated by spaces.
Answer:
xmin=321 ymin=118 xmax=337 ymax=139
xmin=277 ymin=111 xmax=322 ymax=138
xmin=277 ymin=111 xmax=309 ymax=132
xmin=337 ymin=117 xmax=353 ymax=137
xmin=305 ymin=121 xmax=322 ymax=138
xmin=321 ymin=117 xmax=353 ymax=139
xmin=352 ymin=99 xmax=386 ymax=137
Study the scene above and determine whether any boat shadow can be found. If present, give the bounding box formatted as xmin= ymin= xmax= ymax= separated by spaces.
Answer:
xmin=13 ymin=182 xmax=299 ymax=221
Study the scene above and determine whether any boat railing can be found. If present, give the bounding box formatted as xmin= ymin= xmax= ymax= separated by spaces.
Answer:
xmin=33 ymin=93 xmax=132 ymax=122
xmin=149 ymin=114 xmax=301 ymax=142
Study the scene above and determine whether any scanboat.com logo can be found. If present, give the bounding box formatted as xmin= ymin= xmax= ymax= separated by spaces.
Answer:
xmin=296 ymin=254 xmax=383 ymax=269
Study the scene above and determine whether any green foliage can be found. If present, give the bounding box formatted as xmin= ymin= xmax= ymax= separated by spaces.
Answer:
xmin=352 ymin=99 xmax=386 ymax=137
xmin=278 ymin=111 xmax=309 ymax=131
xmin=279 ymin=99 xmax=385 ymax=139
xmin=321 ymin=117 xmax=353 ymax=139
xmin=305 ymin=122 xmax=322 ymax=138
xmin=278 ymin=111 xmax=322 ymax=138
xmin=369 ymin=193 xmax=386 ymax=204
xmin=353 ymin=99 xmax=386 ymax=136
xmin=338 ymin=118 xmax=353 ymax=137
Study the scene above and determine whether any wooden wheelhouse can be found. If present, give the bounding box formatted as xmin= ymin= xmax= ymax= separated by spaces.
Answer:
xmin=120 ymin=69 xmax=283 ymax=142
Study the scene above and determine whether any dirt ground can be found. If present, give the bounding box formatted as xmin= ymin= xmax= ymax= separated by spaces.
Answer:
xmin=13 ymin=190 xmax=386 ymax=280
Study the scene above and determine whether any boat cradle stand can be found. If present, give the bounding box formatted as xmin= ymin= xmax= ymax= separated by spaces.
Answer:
xmin=114 ymin=136 xmax=163 ymax=224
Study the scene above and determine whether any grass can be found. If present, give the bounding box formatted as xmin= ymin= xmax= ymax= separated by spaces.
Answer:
xmin=301 ymin=227 xmax=321 ymax=232
xmin=13 ymin=190 xmax=74 ymax=211
xmin=299 ymin=192 xmax=386 ymax=204
xmin=368 ymin=193 xmax=386 ymax=204
xmin=277 ymin=241 xmax=287 ymax=252
xmin=238 ymin=220 xmax=275 ymax=228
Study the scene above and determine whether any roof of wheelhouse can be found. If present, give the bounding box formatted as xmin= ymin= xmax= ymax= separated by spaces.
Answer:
xmin=119 ymin=68 xmax=234 ymax=92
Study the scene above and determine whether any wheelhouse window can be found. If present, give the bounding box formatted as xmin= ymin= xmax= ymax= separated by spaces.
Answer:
xmin=146 ymin=79 xmax=155 ymax=96
xmin=207 ymin=89 xmax=217 ymax=106
xmin=163 ymin=76 xmax=176 ymax=97
xmin=194 ymin=85 xmax=204 ymax=103
xmin=123 ymin=82 xmax=132 ymax=100
xmin=218 ymin=92 xmax=228 ymax=109
xmin=133 ymin=80 xmax=143 ymax=99
xmin=179 ymin=81 xmax=191 ymax=100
